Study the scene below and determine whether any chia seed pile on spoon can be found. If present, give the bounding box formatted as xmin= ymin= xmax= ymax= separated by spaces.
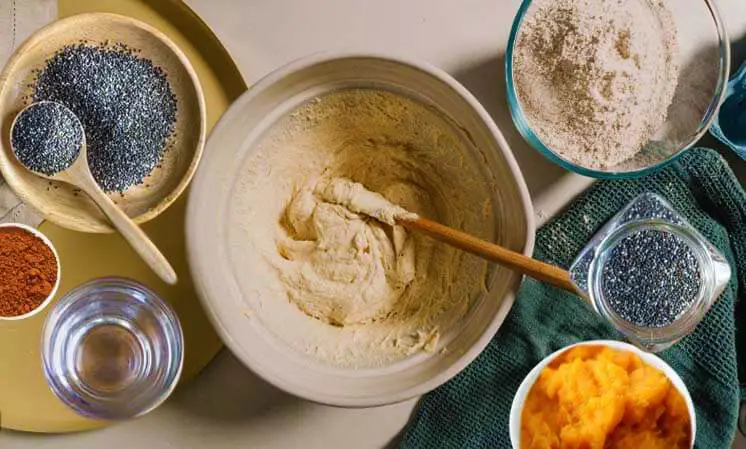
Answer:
xmin=11 ymin=101 xmax=83 ymax=176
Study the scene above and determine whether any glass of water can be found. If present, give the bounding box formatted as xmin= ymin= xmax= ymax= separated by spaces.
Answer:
xmin=42 ymin=277 xmax=184 ymax=420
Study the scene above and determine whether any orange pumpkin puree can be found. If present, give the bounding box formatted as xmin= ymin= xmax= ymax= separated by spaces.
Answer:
xmin=521 ymin=346 xmax=691 ymax=449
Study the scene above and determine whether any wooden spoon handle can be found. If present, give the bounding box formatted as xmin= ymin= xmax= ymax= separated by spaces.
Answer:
xmin=76 ymin=175 xmax=178 ymax=286
xmin=399 ymin=217 xmax=575 ymax=292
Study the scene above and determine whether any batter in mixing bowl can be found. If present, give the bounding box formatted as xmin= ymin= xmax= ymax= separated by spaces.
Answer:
xmin=229 ymin=89 xmax=497 ymax=367
xmin=278 ymin=177 xmax=419 ymax=326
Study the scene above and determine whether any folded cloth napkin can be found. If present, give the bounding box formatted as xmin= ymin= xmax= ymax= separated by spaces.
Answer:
xmin=398 ymin=148 xmax=746 ymax=448
xmin=0 ymin=0 xmax=55 ymax=227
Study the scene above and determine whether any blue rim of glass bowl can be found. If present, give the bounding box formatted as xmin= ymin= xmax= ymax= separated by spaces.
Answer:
xmin=505 ymin=0 xmax=731 ymax=180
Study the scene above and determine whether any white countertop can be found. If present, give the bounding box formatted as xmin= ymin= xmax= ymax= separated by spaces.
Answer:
xmin=3 ymin=0 xmax=746 ymax=447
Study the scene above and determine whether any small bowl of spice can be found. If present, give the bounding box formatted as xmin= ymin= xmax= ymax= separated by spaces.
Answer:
xmin=0 ymin=223 xmax=60 ymax=320
xmin=506 ymin=0 xmax=730 ymax=178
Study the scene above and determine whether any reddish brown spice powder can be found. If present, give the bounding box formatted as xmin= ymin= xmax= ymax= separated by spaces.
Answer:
xmin=0 ymin=227 xmax=58 ymax=317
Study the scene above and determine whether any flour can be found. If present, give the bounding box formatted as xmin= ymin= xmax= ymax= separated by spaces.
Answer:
xmin=513 ymin=0 xmax=680 ymax=169
xmin=229 ymin=89 xmax=496 ymax=367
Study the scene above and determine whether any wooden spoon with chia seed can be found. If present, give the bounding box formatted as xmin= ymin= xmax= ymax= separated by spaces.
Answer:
xmin=10 ymin=101 xmax=177 ymax=285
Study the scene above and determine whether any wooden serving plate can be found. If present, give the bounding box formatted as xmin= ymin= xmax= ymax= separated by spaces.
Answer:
xmin=0 ymin=12 xmax=206 ymax=233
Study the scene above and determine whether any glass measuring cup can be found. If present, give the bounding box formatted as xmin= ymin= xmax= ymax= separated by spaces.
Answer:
xmin=569 ymin=193 xmax=731 ymax=352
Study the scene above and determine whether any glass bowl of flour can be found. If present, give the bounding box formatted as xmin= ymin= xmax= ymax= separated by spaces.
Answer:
xmin=506 ymin=0 xmax=730 ymax=178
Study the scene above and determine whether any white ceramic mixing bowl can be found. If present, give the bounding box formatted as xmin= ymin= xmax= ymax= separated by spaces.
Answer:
xmin=186 ymin=53 xmax=534 ymax=407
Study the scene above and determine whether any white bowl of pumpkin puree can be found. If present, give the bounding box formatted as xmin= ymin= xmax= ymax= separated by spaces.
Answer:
xmin=510 ymin=340 xmax=695 ymax=449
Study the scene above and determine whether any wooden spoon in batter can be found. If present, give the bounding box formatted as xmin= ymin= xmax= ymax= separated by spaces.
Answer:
xmin=317 ymin=177 xmax=576 ymax=293
xmin=397 ymin=217 xmax=574 ymax=292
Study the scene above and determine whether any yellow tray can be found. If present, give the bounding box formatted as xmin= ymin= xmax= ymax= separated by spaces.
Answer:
xmin=0 ymin=0 xmax=247 ymax=433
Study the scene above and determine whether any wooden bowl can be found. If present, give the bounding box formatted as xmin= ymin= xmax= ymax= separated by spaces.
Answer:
xmin=0 ymin=13 xmax=206 ymax=233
